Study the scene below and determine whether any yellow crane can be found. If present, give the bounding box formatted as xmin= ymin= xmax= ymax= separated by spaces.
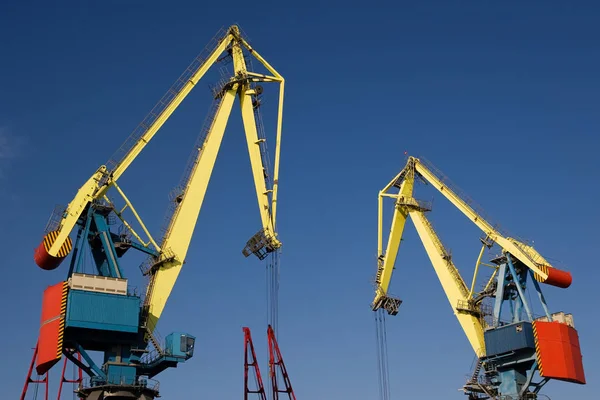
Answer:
xmin=372 ymin=156 xmax=585 ymax=400
xmin=28 ymin=25 xmax=285 ymax=400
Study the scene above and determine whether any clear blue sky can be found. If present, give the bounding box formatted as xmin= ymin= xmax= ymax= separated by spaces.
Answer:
xmin=1 ymin=1 xmax=599 ymax=399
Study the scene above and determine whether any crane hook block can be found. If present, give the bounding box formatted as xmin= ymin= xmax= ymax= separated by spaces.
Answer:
xmin=535 ymin=265 xmax=573 ymax=289
xmin=34 ymin=230 xmax=73 ymax=271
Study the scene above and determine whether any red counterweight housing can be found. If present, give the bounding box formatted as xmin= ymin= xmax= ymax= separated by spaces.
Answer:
xmin=534 ymin=265 xmax=573 ymax=289
xmin=533 ymin=319 xmax=586 ymax=384
xmin=36 ymin=281 xmax=68 ymax=375
xmin=34 ymin=230 xmax=73 ymax=271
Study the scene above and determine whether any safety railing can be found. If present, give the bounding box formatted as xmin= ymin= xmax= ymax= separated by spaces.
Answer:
xmin=397 ymin=196 xmax=432 ymax=212
xmin=417 ymin=156 xmax=510 ymax=238
xmin=417 ymin=156 xmax=552 ymax=267
xmin=158 ymin=94 xmax=224 ymax=242
xmin=138 ymin=247 xmax=177 ymax=277
xmin=140 ymin=347 xmax=162 ymax=366
xmin=140 ymin=329 xmax=166 ymax=365
xmin=43 ymin=204 xmax=67 ymax=234
xmin=418 ymin=214 xmax=470 ymax=295
xmin=105 ymin=26 xmax=229 ymax=174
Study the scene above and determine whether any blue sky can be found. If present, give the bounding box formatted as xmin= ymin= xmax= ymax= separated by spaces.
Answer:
xmin=2 ymin=1 xmax=599 ymax=399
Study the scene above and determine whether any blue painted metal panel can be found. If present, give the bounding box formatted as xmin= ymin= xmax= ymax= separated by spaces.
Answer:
xmin=74 ymin=343 xmax=106 ymax=379
xmin=72 ymin=212 xmax=94 ymax=275
xmin=498 ymin=368 xmax=526 ymax=397
xmin=91 ymin=213 xmax=121 ymax=277
xmin=66 ymin=290 xmax=140 ymax=333
xmin=110 ymin=231 xmax=160 ymax=257
xmin=106 ymin=365 xmax=136 ymax=385
xmin=105 ymin=347 xmax=133 ymax=365
xmin=165 ymin=332 xmax=196 ymax=359
xmin=484 ymin=322 xmax=535 ymax=357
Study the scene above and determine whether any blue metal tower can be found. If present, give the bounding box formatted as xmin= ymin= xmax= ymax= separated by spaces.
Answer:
xmin=465 ymin=253 xmax=585 ymax=399
xmin=36 ymin=202 xmax=195 ymax=400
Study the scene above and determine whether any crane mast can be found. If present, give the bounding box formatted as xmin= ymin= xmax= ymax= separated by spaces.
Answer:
xmin=372 ymin=156 xmax=585 ymax=400
xmin=25 ymin=25 xmax=285 ymax=400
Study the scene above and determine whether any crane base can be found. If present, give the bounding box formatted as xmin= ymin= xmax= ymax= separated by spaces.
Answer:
xmin=76 ymin=385 xmax=159 ymax=400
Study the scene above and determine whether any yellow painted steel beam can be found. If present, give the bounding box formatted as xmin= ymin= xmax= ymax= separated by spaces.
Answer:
xmin=371 ymin=169 xmax=414 ymax=309
xmin=409 ymin=210 xmax=486 ymax=357
xmin=411 ymin=157 xmax=552 ymax=281
xmin=240 ymin=37 xmax=284 ymax=79
xmin=240 ymin=89 xmax=278 ymax=239
xmin=239 ymin=34 xmax=285 ymax=227
xmin=235 ymin=44 xmax=278 ymax=241
xmin=102 ymin=195 xmax=149 ymax=248
xmin=271 ymin=78 xmax=284 ymax=227
xmin=47 ymin=167 xmax=106 ymax=256
xmin=111 ymin=181 xmax=160 ymax=251
xmin=46 ymin=30 xmax=236 ymax=257
xmin=109 ymin=34 xmax=234 ymax=183
xmin=146 ymin=88 xmax=237 ymax=332
xmin=375 ymin=163 xmax=414 ymax=276
xmin=246 ymin=71 xmax=282 ymax=82
xmin=483 ymin=268 xmax=499 ymax=292
xmin=469 ymin=242 xmax=487 ymax=297
xmin=146 ymin=34 xmax=284 ymax=331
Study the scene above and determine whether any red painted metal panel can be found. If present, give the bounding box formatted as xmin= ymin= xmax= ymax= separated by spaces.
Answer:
xmin=36 ymin=281 xmax=67 ymax=375
xmin=568 ymin=325 xmax=586 ymax=383
xmin=34 ymin=241 xmax=63 ymax=271
xmin=34 ymin=230 xmax=72 ymax=271
xmin=544 ymin=267 xmax=572 ymax=288
xmin=533 ymin=321 xmax=586 ymax=384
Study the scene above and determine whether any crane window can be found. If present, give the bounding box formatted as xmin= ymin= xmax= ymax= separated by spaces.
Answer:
xmin=180 ymin=335 xmax=195 ymax=355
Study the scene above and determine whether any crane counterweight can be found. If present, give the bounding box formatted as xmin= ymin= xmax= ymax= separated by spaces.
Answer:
xmin=533 ymin=263 xmax=572 ymax=288
xmin=34 ymin=231 xmax=73 ymax=270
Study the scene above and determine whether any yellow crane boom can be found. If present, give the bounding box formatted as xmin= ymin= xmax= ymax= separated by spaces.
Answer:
xmin=410 ymin=156 xmax=571 ymax=288
xmin=36 ymin=33 xmax=233 ymax=265
xmin=144 ymin=32 xmax=284 ymax=332
xmin=34 ymin=25 xmax=285 ymax=337
xmin=409 ymin=210 xmax=486 ymax=356
xmin=372 ymin=155 xmax=574 ymax=358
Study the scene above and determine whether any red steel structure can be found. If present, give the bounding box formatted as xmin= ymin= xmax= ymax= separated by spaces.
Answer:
xmin=244 ymin=327 xmax=267 ymax=400
xmin=268 ymin=325 xmax=296 ymax=400
xmin=244 ymin=325 xmax=296 ymax=400
xmin=21 ymin=342 xmax=83 ymax=400
xmin=533 ymin=320 xmax=586 ymax=384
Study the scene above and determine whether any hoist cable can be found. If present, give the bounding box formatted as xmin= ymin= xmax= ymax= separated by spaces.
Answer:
xmin=375 ymin=310 xmax=391 ymax=400
xmin=267 ymin=251 xmax=280 ymax=333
